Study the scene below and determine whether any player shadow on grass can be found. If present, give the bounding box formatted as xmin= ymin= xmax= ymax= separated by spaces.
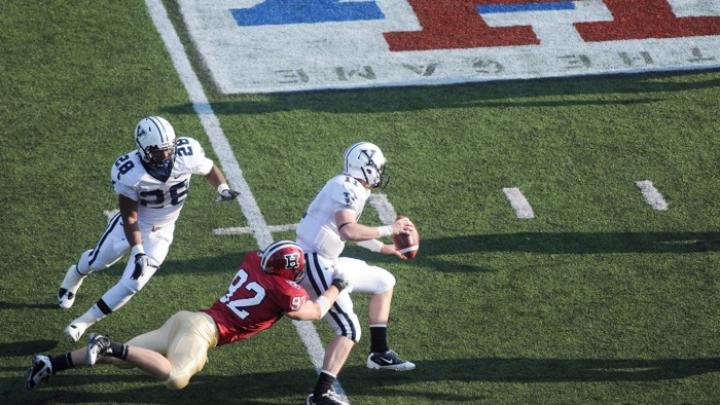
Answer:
xmin=161 ymin=70 xmax=720 ymax=115
xmin=0 ymin=340 xmax=57 ymax=358
xmin=0 ymin=301 xmax=57 ymax=310
xmin=12 ymin=357 xmax=720 ymax=404
xmin=343 ymin=231 xmax=720 ymax=273
xmin=423 ymin=231 xmax=720 ymax=255
xmin=122 ymin=230 xmax=719 ymax=277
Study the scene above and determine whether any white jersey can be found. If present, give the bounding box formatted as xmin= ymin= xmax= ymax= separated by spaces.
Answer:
xmin=296 ymin=174 xmax=370 ymax=260
xmin=111 ymin=137 xmax=214 ymax=227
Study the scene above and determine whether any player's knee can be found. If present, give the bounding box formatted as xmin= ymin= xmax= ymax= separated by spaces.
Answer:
xmin=331 ymin=315 xmax=362 ymax=343
xmin=374 ymin=268 xmax=396 ymax=293
xmin=164 ymin=373 xmax=191 ymax=390
xmin=334 ymin=328 xmax=361 ymax=343
xmin=120 ymin=276 xmax=145 ymax=294
xmin=351 ymin=327 xmax=362 ymax=343
xmin=76 ymin=250 xmax=94 ymax=274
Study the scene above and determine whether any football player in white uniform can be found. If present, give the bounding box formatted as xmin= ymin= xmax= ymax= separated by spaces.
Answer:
xmin=297 ymin=142 xmax=416 ymax=405
xmin=58 ymin=116 xmax=239 ymax=342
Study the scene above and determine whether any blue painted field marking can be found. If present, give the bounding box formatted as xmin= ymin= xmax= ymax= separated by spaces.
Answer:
xmin=231 ymin=0 xmax=385 ymax=26
xmin=478 ymin=1 xmax=576 ymax=14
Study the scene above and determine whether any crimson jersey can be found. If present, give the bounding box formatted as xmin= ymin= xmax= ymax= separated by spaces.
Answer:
xmin=203 ymin=252 xmax=309 ymax=346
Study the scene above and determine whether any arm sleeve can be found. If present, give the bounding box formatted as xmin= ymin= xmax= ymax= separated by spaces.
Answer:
xmin=110 ymin=163 xmax=139 ymax=201
xmin=279 ymin=282 xmax=309 ymax=312
xmin=184 ymin=137 xmax=214 ymax=176
xmin=329 ymin=181 xmax=362 ymax=215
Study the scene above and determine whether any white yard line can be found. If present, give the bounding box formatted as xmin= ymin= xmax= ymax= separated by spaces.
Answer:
xmin=368 ymin=193 xmax=398 ymax=225
xmin=145 ymin=0 xmax=341 ymax=395
xmin=213 ymin=223 xmax=298 ymax=236
xmin=635 ymin=180 xmax=669 ymax=211
xmin=502 ymin=187 xmax=535 ymax=219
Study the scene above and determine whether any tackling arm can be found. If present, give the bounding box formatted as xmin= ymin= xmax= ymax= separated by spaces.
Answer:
xmin=286 ymin=273 xmax=348 ymax=320
xmin=285 ymin=285 xmax=340 ymax=321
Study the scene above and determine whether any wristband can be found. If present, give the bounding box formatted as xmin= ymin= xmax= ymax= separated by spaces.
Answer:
xmin=130 ymin=244 xmax=145 ymax=257
xmin=356 ymin=239 xmax=383 ymax=253
xmin=316 ymin=296 xmax=331 ymax=318
xmin=217 ymin=183 xmax=230 ymax=194
xmin=378 ymin=225 xmax=392 ymax=238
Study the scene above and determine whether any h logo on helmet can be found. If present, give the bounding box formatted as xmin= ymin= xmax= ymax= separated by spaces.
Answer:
xmin=284 ymin=253 xmax=299 ymax=269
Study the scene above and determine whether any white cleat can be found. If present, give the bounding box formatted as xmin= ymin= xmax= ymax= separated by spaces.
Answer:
xmin=64 ymin=323 xmax=88 ymax=343
xmin=58 ymin=265 xmax=86 ymax=310
xmin=85 ymin=333 xmax=111 ymax=366
xmin=57 ymin=289 xmax=76 ymax=310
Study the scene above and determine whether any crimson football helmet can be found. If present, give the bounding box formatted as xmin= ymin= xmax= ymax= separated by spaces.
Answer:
xmin=260 ymin=240 xmax=306 ymax=282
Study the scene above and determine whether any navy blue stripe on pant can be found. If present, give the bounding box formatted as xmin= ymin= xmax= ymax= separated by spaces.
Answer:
xmin=305 ymin=252 xmax=357 ymax=341
xmin=88 ymin=212 xmax=122 ymax=267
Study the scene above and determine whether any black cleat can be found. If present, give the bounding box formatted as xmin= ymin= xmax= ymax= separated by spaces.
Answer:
xmin=366 ymin=349 xmax=416 ymax=371
xmin=25 ymin=354 xmax=52 ymax=390
xmin=306 ymin=390 xmax=350 ymax=405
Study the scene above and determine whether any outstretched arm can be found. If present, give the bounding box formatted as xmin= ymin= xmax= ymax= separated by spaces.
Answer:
xmin=205 ymin=165 xmax=240 ymax=202
xmin=285 ymin=286 xmax=340 ymax=321
xmin=286 ymin=275 xmax=349 ymax=321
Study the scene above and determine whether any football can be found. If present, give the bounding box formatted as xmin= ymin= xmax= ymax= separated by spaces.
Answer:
xmin=392 ymin=215 xmax=419 ymax=259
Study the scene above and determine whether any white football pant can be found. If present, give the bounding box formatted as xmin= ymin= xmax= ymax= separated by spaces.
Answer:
xmin=301 ymin=253 xmax=395 ymax=343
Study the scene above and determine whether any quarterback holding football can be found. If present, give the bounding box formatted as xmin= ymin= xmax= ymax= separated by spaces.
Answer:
xmin=296 ymin=142 xmax=417 ymax=405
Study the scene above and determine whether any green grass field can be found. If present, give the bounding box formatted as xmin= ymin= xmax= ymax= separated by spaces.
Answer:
xmin=2 ymin=1 xmax=719 ymax=404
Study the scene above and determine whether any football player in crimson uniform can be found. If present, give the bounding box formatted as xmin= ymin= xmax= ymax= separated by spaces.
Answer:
xmin=296 ymin=142 xmax=416 ymax=405
xmin=57 ymin=116 xmax=240 ymax=342
xmin=27 ymin=241 xmax=348 ymax=393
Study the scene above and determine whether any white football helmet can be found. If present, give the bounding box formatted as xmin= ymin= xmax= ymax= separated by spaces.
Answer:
xmin=134 ymin=116 xmax=176 ymax=168
xmin=343 ymin=142 xmax=387 ymax=188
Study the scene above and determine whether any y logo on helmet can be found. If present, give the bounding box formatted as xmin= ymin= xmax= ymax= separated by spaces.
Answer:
xmin=359 ymin=148 xmax=378 ymax=166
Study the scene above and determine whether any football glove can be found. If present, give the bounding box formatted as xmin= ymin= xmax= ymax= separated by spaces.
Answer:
xmin=331 ymin=271 xmax=349 ymax=291
xmin=214 ymin=187 xmax=240 ymax=203
xmin=131 ymin=252 xmax=149 ymax=281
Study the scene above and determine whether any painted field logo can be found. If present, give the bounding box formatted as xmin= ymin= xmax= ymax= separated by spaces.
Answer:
xmin=178 ymin=0 xmax=720 ymax=93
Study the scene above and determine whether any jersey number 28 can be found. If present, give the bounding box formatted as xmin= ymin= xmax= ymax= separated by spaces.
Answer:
xmin=219 ymin=269 xmax=266 ymax=319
